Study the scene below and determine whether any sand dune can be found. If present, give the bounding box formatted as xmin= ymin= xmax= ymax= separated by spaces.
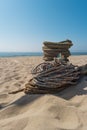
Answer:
xmin=0 ymin=56 xmax=87 ymax=130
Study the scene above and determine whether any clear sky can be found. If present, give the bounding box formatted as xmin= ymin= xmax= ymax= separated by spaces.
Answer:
xmin=0 ymin=0 xmax=87 ymax=52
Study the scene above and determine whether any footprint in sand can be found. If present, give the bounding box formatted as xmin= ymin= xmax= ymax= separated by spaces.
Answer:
xmin=15 ymin=77 xmax=21 ymax=80
xmin=19 ymin=80 xmax=25 ymax=84
xmin=48 ymin=104 xmax=81 ymax=130
xmin=14 ymin=83 xmax=21 ymax=87
xmin=0 ymin=94 xmax=8 ymax=99
xmin=5 ymin=86 xmax=10 ymax=89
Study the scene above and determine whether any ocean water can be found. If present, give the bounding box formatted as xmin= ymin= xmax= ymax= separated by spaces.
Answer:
xmin=71 ymin=52 xmax=87 ymax=55
xmin=0 ymin=52 xmax=87 ymax=57
xmin=0 ymin=52 xmax=43 ymax=57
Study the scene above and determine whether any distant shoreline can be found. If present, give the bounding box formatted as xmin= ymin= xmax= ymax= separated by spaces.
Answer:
xmin=0 ymin=52 xmax=87 ymax=57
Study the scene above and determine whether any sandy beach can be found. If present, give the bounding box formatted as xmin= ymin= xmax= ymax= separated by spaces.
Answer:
xmin=0 ymin=55 xmax=87 ymax=130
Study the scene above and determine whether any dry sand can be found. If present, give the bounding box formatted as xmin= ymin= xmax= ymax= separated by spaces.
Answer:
xmin=0 ymin=56 xmax=87 ymax=130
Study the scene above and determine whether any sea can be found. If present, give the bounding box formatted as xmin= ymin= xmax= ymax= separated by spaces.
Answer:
xmin=0 ymin=52 xmax=87 ymax=57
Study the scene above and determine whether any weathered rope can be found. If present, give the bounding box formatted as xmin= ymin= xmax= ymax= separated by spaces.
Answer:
xmin=9 ymin=59 xmax=87 ymax=94
xmin=24 ymin=59 xmax=80 ymax=94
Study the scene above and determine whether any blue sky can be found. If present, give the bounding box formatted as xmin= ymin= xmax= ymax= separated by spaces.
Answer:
xmin=0 ymin=0 xmax=87 ymax=52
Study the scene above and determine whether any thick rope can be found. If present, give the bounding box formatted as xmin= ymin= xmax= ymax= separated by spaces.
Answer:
xmin=9 ymin=58 xmax=84 ymax=94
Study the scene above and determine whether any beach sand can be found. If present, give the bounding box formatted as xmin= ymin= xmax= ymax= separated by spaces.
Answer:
xmin=0 ymin=56 xmax=87 ymax=130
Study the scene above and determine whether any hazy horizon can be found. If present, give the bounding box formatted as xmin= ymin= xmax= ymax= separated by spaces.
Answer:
xmin=0 ymin=0 xmax=87 ymax=52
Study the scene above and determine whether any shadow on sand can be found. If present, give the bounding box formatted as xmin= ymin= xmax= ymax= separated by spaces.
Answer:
xmin=1 ymin=76 xmax=87 ymax=109
xmin=11 ymin=76 xmax=87 ymax=106
xmin=55 ymin=76 xmax=87 ymax=100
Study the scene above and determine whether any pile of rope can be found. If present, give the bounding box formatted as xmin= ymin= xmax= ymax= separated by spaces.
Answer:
xmin=9 ymin=58 xmax=87 ymax=94
xmin=24 ymin=58 xmax=81 ymax=94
